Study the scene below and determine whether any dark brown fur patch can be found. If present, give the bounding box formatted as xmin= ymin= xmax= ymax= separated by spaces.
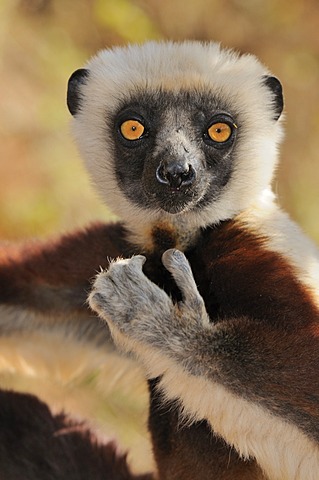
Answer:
xmin=0 ymin=389 xmax=152 ymax=480
xmin=148 ymin=380 xmax=265 ymax=480
xmin=190 ymin=219 xmax=319 ymax=329
xmin=150 ymin=223 xmax=178 ymax=253
xmin=0 ymin=222 xmax=133 ymax=313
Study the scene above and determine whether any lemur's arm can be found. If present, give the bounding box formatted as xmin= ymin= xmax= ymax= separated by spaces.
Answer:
xmin=0 ymin=222 xmax=131 ymax=347
xmin=0 ymin=226 xmax=266 ymax=479
xmin=89 ymin=242 xmax=319 ymax=480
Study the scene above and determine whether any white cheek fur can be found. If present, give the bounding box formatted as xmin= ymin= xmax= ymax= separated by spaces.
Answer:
xmin=72 ymin=41 xmax=283 ymax=248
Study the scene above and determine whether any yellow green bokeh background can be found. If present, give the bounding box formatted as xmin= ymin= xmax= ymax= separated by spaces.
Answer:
xmin=1 ymin=0 xmax=319 ymax=243
xmin=0 ymin=0 xmax=319 ymax=474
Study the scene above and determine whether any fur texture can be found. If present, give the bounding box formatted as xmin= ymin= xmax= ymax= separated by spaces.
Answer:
xmin=0 ymin=389 xmax=152 ymax=480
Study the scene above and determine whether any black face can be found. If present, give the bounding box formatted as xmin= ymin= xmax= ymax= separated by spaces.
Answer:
xmin=110 ymin=89 xmax=239 ymax=215
xmin=67 ymin=68 xmax=283 ymax=215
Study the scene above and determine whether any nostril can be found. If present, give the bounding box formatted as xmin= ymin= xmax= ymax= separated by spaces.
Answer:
xmin=156 ymin=163 xmax=196 ymax=188
xmin=180 ymin=165 xmax=196 ymax=186
xmin=178 ymin=165 xmax=196 ymax=187
xmin=156 ymin=164 xmax=169 ymax=185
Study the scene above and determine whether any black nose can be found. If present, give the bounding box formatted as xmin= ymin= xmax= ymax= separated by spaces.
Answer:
xmin=156 ymin=161 xmax=196 ymax=189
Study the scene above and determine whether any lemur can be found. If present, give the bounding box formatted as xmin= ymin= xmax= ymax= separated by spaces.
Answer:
xmin=1 ymin=41 xmax=319 ymax=480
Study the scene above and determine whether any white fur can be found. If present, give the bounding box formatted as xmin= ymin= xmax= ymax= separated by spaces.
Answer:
xmin=238 ymin=191 xmax=319 ymax=306
xmin=72 ymin=41 xmax=284 ymax=248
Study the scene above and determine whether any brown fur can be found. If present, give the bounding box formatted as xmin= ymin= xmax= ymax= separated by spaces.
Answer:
xmin=0 ymin=223 xmax=131 ymax=312
xmin=148 ymin=380 xmax=265 ymax=479
xmin=0 ymin=389 xmax=152 ymax=480
xmin=195 ymin=220 xmax=318 ymax=328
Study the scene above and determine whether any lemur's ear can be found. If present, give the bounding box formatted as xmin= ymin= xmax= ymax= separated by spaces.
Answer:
xmin=67 ymin=68 xmax=90 ymax=116
xmin=263 ymin=76 xmax=284 ymax=121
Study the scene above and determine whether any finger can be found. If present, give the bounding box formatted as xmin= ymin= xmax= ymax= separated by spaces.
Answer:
xmin=107 ymin=255 xmax=146 ymax=283
xmin=162 ymin=249 xmax=203 ymax=305
xmin=108 ymin=255 xmax=146 ymax=272
xmin=129 ymin=254 xmax=147 ymax=268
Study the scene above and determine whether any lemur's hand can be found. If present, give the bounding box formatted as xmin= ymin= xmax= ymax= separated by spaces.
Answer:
xmin=89 ymin=249 xmax=209 ymax=353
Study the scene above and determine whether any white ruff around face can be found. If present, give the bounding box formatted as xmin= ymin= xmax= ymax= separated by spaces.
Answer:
xmin=71 ymin=41 xmax=284 ymax=246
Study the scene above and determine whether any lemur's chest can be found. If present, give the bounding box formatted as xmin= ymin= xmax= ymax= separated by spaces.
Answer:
xmin=139 ymin=217 xmax=317 ymax=328
xmin=141 ymin=224 xmax=219 ymax=319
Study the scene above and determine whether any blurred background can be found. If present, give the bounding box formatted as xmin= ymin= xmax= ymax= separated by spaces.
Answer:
xmin=0 ymin=0 xmax=319 ymax=474
xmin=1 ymin=0 xmax=319 ymax=242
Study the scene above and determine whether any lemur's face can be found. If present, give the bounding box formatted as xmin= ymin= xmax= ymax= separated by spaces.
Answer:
xmin=112 ymin=90 xmax=238 ymax=214
xmin=67 ymin=42 xmax=284 ymax=228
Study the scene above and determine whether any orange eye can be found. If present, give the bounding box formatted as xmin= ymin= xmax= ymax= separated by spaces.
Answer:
xmin=207 ymin=122 xmax=233 ymax=143
xmin=120 ymin=119 xmax=145 ymax=141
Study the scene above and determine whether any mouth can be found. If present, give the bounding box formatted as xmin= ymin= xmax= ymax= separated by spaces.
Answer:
xmin=154 ymin=173 xmax=213 ymax=214
xmin=154 ymin=186 xmax=199 ymax=214
xmin=139 ymin=166 xmax=211 ymax=214
xmin=160 ymin=202 xmax=190 ymax=214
